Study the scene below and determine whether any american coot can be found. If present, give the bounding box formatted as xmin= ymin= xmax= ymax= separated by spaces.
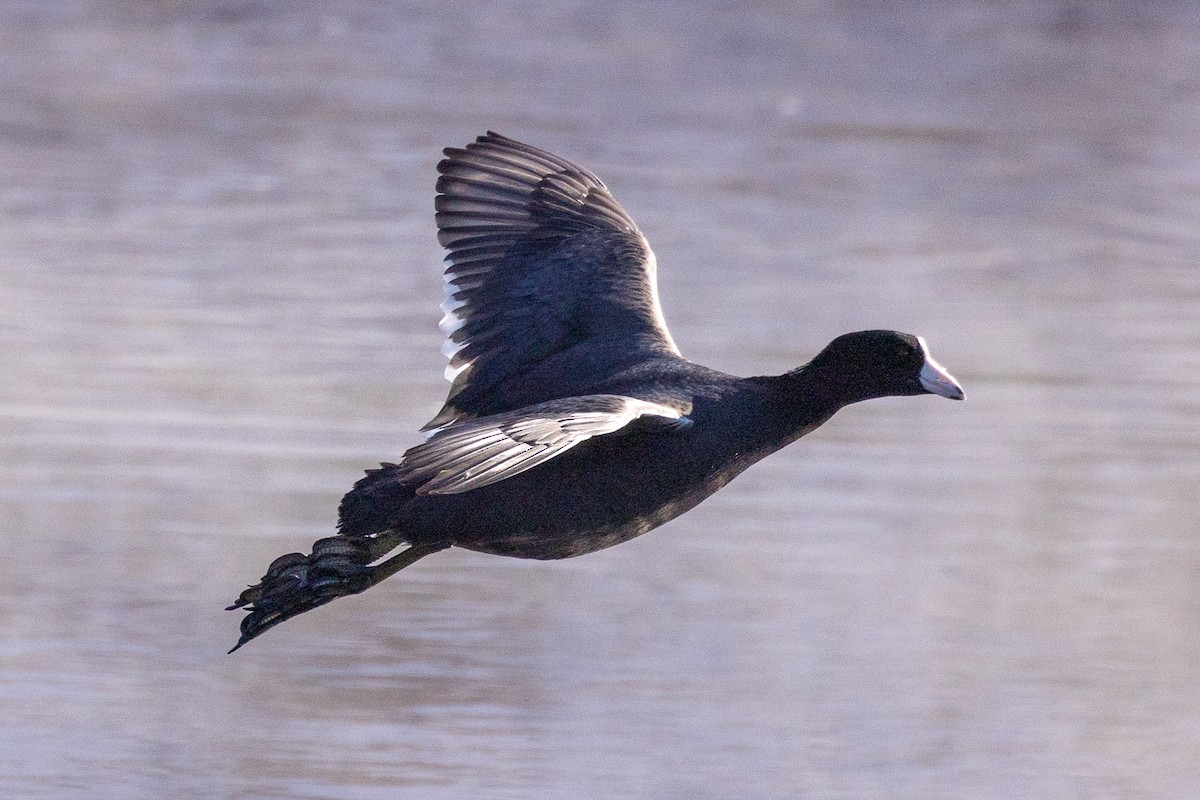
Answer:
xmin=227 ymin=132 xmax=964 ymax=652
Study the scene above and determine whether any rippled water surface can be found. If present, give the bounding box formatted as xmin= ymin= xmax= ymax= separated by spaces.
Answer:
xmin=3 ymin=2 xmax=1200 ymax=798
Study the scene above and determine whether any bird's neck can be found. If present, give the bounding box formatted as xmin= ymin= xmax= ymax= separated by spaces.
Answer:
xmin=742 ymin=365 xmax=850 ymax=448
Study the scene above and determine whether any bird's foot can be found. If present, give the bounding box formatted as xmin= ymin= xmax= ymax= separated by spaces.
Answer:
xmin=227 ymin=537 xmax=379 ymax=652
xmin=227 ymin=536 xmax=449 ymax=653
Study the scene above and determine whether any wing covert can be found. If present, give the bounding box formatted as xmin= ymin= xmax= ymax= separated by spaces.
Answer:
xmin=402 ymin=395 xmax=690 ymax=495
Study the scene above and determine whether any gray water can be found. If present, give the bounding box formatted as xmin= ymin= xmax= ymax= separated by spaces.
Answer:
xmin=2 ymin=2 xmax=1199 ymax=798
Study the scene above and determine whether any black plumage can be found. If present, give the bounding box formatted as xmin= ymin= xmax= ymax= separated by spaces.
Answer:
xmin=228 ymin=132 xmax=963 ymax=652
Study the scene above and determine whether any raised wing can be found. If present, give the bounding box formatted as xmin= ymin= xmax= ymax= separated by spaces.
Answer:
xmin=427 ymin=132 xmax=681 ymax=430
xmin=401 ymin=395 xmax=691 ymax=495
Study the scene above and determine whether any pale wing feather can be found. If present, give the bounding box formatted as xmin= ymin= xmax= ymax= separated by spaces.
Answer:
xmin=400 ymin=395 xmax=690 ymax=495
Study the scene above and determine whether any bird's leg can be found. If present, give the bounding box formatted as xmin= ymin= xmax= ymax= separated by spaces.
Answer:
xmin=226 ymin=533 xmax=449 ymax=652
xmin=363 ymin=541 xmax=450 ymax=585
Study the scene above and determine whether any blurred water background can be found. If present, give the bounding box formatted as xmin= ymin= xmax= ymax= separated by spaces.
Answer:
xmin=2 ymin=2 xmax=1199 ymax=798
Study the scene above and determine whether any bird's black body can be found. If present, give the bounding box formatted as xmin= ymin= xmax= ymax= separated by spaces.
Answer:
xmin=228 ymin=133 xmax=964 ymax=651
xmin=350 ymin=363 xmax=777 ymax=560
